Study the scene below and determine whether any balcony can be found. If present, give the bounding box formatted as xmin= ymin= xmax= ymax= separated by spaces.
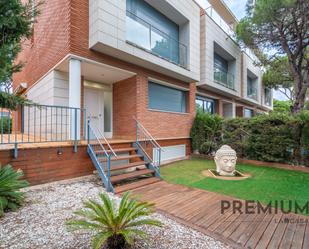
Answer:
xmin=213 ymin=68 xmax=235 ymax=90
xmin=126 ymin=11 xmax=188 ymax=69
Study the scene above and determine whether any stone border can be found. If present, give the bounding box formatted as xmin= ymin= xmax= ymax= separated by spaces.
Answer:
xmin=192 ymin=154 xmax=309 ymax=173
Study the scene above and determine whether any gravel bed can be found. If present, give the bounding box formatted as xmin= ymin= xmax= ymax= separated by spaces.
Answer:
xmin=0 ymin=176 xmax=231 ymax=249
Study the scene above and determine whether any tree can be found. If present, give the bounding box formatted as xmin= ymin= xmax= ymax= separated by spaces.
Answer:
xmin=0 ymin=0 xmax=39 ymax=109
xmin=272 ymin=99 xmax=292 ymax=113
xmin=236 ymin=0 xmax=309 ymax=113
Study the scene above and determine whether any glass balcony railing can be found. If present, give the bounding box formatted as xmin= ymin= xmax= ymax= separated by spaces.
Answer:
xmin=247 ymin=87 xmax=258 ymax=100
xmin=126 ymin=11 xmax=188 ymax=68
xmin=264 ymin=88 xmax=272 ymax=106
xmin=213 ymin=68 xmax=235 ymax=90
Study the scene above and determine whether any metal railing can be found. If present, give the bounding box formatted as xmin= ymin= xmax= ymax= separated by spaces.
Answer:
xmin=87 ymin=119 xmax=116 ymax=192
xmin=214 ymin=68 xmax=235 ymax=90
xmin=133 ymin=117 xmax=161 ymax=175
xmin=126 ymin=10 xmax=188 ymax=68
xmin=0 ymin=104 xmax=86 ymax=156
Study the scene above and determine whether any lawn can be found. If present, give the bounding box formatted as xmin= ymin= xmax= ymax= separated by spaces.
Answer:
xmin=160 ymin=158 xmax=309 ymax=215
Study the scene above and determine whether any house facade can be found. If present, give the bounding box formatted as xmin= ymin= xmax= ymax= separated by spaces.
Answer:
xmin=197 ymin=1 xmax=272 ymax=118
xmin=10 ymin=0 xmax=273 ymax=185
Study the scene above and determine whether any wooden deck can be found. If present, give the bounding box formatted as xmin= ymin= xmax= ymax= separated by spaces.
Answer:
xmin=129 ymin=181 xmax=308 ymax=249
xmin=0 ymin=133 xmax=134 ymax=150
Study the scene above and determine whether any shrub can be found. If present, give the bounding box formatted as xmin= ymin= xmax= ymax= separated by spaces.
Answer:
xmin=0 ymin=116 xmax=12 ymax=133
xmin=66 ymin=192 xmax=162 ymax=249
xmin=0 ymin=165 xmax=29 ymax=217
xmin=190 ymin=111 xmax=309 ymax=166
xmin=245 ymin=113 xmax=295 ymax=163
xmin=190 ymin=112 xmax=222 ymax=154
xmin=222 ymin=118 xmax=249 ymax=157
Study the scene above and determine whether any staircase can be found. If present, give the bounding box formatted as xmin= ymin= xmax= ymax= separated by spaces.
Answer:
xmin=87 ymin=118 xmax=162 ymax=194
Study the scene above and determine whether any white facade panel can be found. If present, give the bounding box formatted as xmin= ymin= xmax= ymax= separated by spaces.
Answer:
xmin=89 ymin=0 xmax=200 ymax=82
xmin=154 ymin=144 xmax=186 ymax=163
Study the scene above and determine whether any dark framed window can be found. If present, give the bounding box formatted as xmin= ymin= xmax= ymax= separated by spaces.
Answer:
xmin=196 ymin=96 xmax=215 ymax=114
xmin=148 ymin=82 xmax=187 ymax=113
xmin=244 ymin=108 xmax=254 ymax=118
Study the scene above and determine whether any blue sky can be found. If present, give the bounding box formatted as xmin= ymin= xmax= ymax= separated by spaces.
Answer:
xmin=196 ymin=0 xmax=286 ymax=100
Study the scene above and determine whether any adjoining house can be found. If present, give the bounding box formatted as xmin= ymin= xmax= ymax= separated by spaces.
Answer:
xmin=0 ymin=0 xmax=272 ymax=191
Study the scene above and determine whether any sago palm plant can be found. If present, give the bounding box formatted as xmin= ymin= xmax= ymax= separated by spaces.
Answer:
xmin=66 ymin=191 xmax=162 ymax=249
xmin=0 ymin=164 xmax=29 ymax=217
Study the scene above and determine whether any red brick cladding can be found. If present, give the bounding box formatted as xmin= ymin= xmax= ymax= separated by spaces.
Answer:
xmin=113 ymin=75 xmax=196 ymax=139
xmin=0 ymin=146 xmax=94 ymax=185
xmin=13 ymin=0 xmax=70 ymax=89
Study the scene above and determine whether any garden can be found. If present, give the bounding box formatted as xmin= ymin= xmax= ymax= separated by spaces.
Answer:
xmin=161 ymin=158 xmax=309 ymax=216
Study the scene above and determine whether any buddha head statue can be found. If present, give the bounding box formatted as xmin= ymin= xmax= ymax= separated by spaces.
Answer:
xmin=214 ymin=145 xmax=237 ymax=176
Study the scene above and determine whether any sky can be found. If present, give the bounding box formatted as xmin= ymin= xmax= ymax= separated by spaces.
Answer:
xmin=195 ymin=0 xmax=287 ymax=101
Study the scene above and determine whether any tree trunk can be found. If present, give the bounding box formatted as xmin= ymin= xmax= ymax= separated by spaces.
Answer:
xmin=291 ymin=77 xmax=308 ymax=113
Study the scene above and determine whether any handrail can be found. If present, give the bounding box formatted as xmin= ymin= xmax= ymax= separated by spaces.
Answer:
xmin=133 ymin=116 xmax=162 ymax=149
xmin=88 ymin=121 xmax=110 ymax=158
xmin=133 ymin=116 xmax=162 ymax=171
xmin=93 ymin=125 xmax=117 ymax=157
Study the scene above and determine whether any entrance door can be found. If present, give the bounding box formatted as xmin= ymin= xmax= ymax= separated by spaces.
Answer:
xmin=84 ymin=87 xmax=104 ymax=138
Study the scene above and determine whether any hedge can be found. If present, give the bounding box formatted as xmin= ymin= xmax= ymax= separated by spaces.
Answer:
xmin=190 ymin=111 xmax=309 ymax=166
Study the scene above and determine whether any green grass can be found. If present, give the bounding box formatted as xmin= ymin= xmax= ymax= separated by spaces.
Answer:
xmin=161 ymin=158 xmax=309 ymax=215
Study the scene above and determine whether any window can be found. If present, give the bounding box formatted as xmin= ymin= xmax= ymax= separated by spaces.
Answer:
xmin=264 ymin=88 xmax=272 ymax=106
xmin=126 ymin=0 xmax=185 ymax=66
xmin=148 ymin=82 xmax=187 ymax=113
xmin=196 ymin=96 xmax=215 ymax=114
xmin=244 ymin=108 xmax=254 ymax=118
xmin=247 ymin=76 xmax=258 ymax=100
xmin=213 ymin=52 xmax=235 ymax=89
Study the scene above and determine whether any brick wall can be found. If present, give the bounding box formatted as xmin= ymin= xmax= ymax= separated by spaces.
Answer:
xmin=113 ymin=76 xmax=137 ymax=139
xmin=0 ymin=146 xmax=94 ymax=185
xmin=13 ymin=0 xmax=70 ymax=89
xmin=113 ymin=75 xmax=196 ymax=139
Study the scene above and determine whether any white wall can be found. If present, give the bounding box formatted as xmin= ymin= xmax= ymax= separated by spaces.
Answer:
xmin=199 ymin=13 xmax=241 ymax=97
xmin=89 ymin=0 xmax=200 ymax=83
xmin=24 ymin=70 xmax=72 ymax=140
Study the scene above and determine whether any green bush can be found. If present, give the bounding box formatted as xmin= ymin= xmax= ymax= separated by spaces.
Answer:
xmin=245 ymin=113 xmax=295 ymax=163
xmin=0 ymin=165 xmax=29 ymax=217
xmin=66 ymin=191 xmax=162 ymax=249
xmin=222 ymin=118 xmax=249 ymax=157
xmin=0 ymin=116 xmax=12 ymax=133
xmin=190 ymin=112 xmax=222 ymax=154
xmin=190 ymin=111 xmax=309 ymax=166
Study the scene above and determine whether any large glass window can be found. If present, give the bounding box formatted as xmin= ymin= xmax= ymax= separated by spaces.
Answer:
xmin=247 ymin=76 xmax=258 ymax=100
xmin=148 ymin=82 xmax=187 ymax=113
xmin=195 ymin=96 xmax=215 ymax=114
xmin=244 ymin=108 xmax=254 ymax=118
xmin=264 ymin=88 xmax=272 ymax=106
xmin=213 ymin=52 xmax=235 ymax=89
xmin=126 ymin=0 xmax=185 ymax=66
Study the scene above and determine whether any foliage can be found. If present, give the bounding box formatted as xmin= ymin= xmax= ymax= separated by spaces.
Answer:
xmin=245 ymin=113 xmax=295 ymax=163
xmin=190 ymin=112 xmax=309 ymax=165
xmin=161 ymin=158 xmax=309 ymax=216
xmin=222 ymin=118 xmax=250 ymax=157
xmin=66 ymin=192 xmax=162 ymax=249
xmin=0 ymin=0 xmax=39 ymax=109
xmin=236 ymin=0 xmax=309 ymax=113
xmin=0 ymin=91 xmax=31 ymax=110
xmin=0 ymin=165 xmax=29 ymax=217
xmin=0 ymin=116 xmax=12 ymax=133
xmin=272 ymin=100 xmax=292 ymax=113
xmin=262 ymin=56 xmax=294 ymax=102
xmin=190 ymin=112 xmax=222 ymax=154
